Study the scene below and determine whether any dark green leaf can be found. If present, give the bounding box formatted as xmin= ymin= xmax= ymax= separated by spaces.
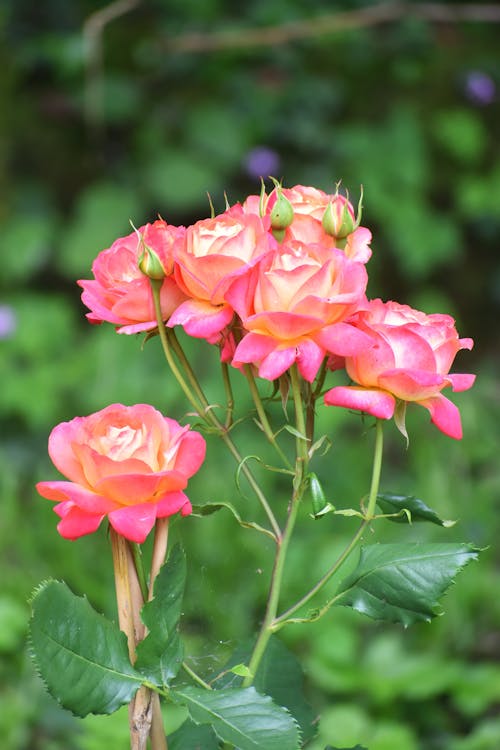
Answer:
xmin=324 ymin=746 xmax=368 ymax=749
xmin=29 ymin=580 xmax=143 ymax=717
xmin=168 ymin=718 xmax=219 ymax=750
xmin=135 ymin=545 xmax=186 ymax=686
xmin=376 ymin=493 xmax=455 ymax=527
xmin=335 ymin=543 xmax=479 ymax=626
xmin=171 ymin=685 xmax=300 ymax=750
xmin=215 ymin=637 xmax=315 ymax=744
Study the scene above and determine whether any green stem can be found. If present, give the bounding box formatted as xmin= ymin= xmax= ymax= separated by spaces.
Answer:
xmin=129 ymin=542 xmax=149 ymax=602
xmin=272 ymin=520 xmax=368 ymax=629
xmin=166 ymin=328 xmax=210 ymax=412
xmin=150 ymin=280 xmax=205 ymax=415
xmin=273 ymin=418 xmax=385 ymax=628
xmin=150 ymin=281 xmax=281 ymax=540
xmin=220 ymin=361 xmax=234 ymax=429
xmin=244 ymin=364 xmax=292 ymax=470
xmin=182 ymin=661 xmax=212 ymax=690
xmin=242 ymin=365 xmax=309 ymax=686
xmin=289 ymin=364 xmax=308 ymax=466
xmin=242 ymin=491 xmax=302 ymax=686
xmin=365 ymin=419 xmax=384 ymax=519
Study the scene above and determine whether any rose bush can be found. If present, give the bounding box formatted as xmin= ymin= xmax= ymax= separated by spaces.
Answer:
xmin=226 ymin=240 xmax=370 ymax=381
xmin=79 ymin=220 xmax=186 ymax=334
xmin=324 ymin=299 xmax=475 ymax=438
xmin=36 ymin=403 xmax=206 ymax=542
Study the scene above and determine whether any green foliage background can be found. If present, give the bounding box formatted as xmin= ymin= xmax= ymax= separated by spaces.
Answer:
xmin=1 ymin=1 xmax=499 ymax=748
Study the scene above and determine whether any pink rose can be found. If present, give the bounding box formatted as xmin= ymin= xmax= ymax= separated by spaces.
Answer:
xmin=226 ymin=241 xmax=370 ymax=382
xmin=168 ymin=205 xmax=276 ymax=340
xmin=36 ymin=404 xmax=206 ymax=543
xmin=243 ymin=184 xmax=372 ymax=263
xmin=79 ymin=220 xmax=187 ymax=334
xmin=324 ymin=299 xmax=475 ymax=439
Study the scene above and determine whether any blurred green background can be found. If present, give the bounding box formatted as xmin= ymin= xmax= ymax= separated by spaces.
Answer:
xmin=1 ymin=1 xmax=499 ymax=748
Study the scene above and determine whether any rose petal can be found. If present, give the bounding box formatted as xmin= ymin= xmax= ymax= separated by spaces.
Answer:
xmin=95 ymin=470 xmax=187 ymax=505
xmin=232 ymin=333 xmax=276 ymax=367
xmin=418 ymin=394 xmax=463 ymax=439
xmin=36 ymin=481 xmax=119 ymax=513
xmin=155 ymin=491 xmax=192 ymax=518
xmin=296 ymin=340 xmax=325 ymax=382
xmin=378 ymin=368 xmax=445 ymax=401
xmin=55 ymin=505 xmax=105 ymax=540
xmin=168 ymin=299 xmax=234 ymax=339
xmin=324 ymin=386 xmax=396 ymax=420
xmin=108 ymin=503 xmax=158 ymax=543
xmin=317 ymin=322 xmax=373 ymax=357
xmin=259 ymin=346 xmax=297 ymax=380
xmin=172 ymin=432 xmax=207 ymax=478
xmin=446 ymin=373 xmax=476 ymax=392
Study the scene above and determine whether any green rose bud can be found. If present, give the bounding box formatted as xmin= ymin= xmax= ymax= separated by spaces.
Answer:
xmin=138 ymin=238 xmax=167 ymax=280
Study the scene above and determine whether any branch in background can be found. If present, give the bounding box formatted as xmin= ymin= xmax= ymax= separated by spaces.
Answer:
xmin=83 ymin=0 xmax=141 ymax=135
xmin=163 ymin=2 xmax=500 ymax=54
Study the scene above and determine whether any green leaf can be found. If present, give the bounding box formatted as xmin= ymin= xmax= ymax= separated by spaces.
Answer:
xmin=325 ymin=746 xmax=368 ymax=750
xmin=215 ymin=637 xmax=316 ymax=744
xmin=230 ymin=663 xmax=254 ymax=678
xmin=135 ymin=545 xmax=186 ymax=686
xmin=376 ymin=493 xmax=455 ymax=527
xmin=168 ymin=718 xmax=219 ymax=750
xmin=29 ymin=580 xmax=143 ymax=717
xmin=171 ymin=685 xmax=300 ymax=750
xmin=335 ymin=543 xmax=479 ymax=626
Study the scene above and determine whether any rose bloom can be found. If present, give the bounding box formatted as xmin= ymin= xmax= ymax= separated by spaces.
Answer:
xmin=168 ymin=205 xmax=276 ymax=341
xmin=324 ymin=299 xmax=475 ymax=439
xmin=226 ymin=241 xmax=370 ymax=382
xmin=243 ymin=184 xmax=372 ymax=264
xmin=79 ymin=220 xmax=187 ymax=334
xmin=36 ymin=404 xmax=206 ymax=543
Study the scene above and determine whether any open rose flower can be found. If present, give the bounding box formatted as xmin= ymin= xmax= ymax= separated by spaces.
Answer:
xmin=168 ymin=205 xmax=276 ymax=341
xmin=243 ymin=184 xmax=372 ymax=263
xmin=324 ymin=299 xmax=475 ymax=439
xmin=79 ymin=220 xmax=187 ymax=334
xmin=226 ymin=241 xmax=370 ymax=381
xmin=36 ymin=404 xmax=206 ymax=543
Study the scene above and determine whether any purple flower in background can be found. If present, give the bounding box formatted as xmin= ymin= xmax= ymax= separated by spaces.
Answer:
xmin=243 ymin=146 xmax=281 ymax=179
xmin=0 ymin=305 xmax=17 ymax=339
xmin=464 ymin=71 xmax=496 ymax=105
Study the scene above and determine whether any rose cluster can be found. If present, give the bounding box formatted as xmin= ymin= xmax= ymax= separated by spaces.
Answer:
xmin=78 ymin=183 xmax=474 ymax=440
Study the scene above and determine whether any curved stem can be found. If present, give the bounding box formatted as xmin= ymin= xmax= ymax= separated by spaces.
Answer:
xmin=272 ymin=520 xmax=368 ymax=629
xmin=273 ymin=418 xmax=385 ymax=628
